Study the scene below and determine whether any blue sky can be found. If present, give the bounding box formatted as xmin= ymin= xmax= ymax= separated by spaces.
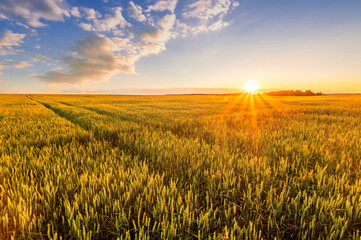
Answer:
xmin=0 ymin=0 xmax=361 ymax=93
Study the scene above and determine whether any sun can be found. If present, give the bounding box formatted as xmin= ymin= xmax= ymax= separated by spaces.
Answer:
xmin=244 ymin=80 xmax=260 ymax=93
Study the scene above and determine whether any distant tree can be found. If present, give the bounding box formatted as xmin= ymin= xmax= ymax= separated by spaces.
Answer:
xmin=265 ymin=90 xmax=323 ymax=96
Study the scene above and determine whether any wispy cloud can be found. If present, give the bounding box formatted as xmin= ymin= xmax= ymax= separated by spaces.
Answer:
xmin=77 ymin=7 xmax=129 ymax=32
xmin=183 ymin=0 xmax=232 ymax=20
xmin=78 ymin=22 xmax=93 ymax=31
xmin=182 ymin=0 xmax=237 ymax=34
xmin=32 ymin=54 xmax=50 ymax=62
xmin=128 ymin=1 xmax=146 ymax=22
xmin=0 ymin=30 xmax=26 ymax=48
xmin=0 ymin=0 xmax=68 ymax=27
xmin=0 ymin=30 xmax=26 ymax=55
xmin=33 ymin=35 xmax=135 ymax=84
xmin=0 ymin=60 xmax=32 ymax=74
xmin=92 ymin=7 xmax=130 ymax=32
xmin=83 ymin=7 xmax=102 ymax=20
xmin=146 ymin=0 xmax=178 ymax=13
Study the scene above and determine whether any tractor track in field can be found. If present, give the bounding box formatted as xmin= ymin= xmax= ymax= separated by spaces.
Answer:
xmin=27 ymin=94 xmax=272 ymax=160
xmin=26 ymin=94 xmax=235 ymax=198
xmin=26 ymin=94 xmax=209 ymax=155
xmin=28 ymin=94 xmax=201 ymax=146
xmin=27 ymin=94 xmax=109 ymax=134
xmin=25 ymin=94 xmax=236 ymax=181
xmin=56 ymin=101 xmax=114 ymax=117
xmin=51 ymin=98 xmax=221 ymax=148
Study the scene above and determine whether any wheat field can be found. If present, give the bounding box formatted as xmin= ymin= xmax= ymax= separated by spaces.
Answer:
xmin=1 ymin=94 xmax=361 ymax=239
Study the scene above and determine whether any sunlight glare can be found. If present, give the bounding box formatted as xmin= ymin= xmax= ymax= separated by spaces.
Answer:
xmin=244 ymin=81 xmax=260 ymax=93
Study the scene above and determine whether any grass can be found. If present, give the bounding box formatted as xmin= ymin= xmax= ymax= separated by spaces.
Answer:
xmin=1 ymin=93 xmax=361 ymax=239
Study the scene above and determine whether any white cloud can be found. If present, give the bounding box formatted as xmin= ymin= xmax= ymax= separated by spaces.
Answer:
xmin=0 ymin=0 xmax=68 ymax=27
xmin=146 ymin=0 xmax=178 ymax=13
xmin=0 ymin=61 xmax=32 ymax=74
xmin=139 ymin=43 xmax=166 ymax=56
xmin=140 ymin=13 xmax=175 ymax=44
xmin=92 ymin=7 xmax=130 ymax=32
xmin=183 ymin=0 xmax=232 ymax=20
xmin=0 ymin=13 xmax=8 ymax=20
xmin=140 ymin=30 xmax=164 ymax=42
xmin=12 ymin=61 xmax=32 ymax=68
xmin=182 ymin=0 xmax=238 ymax=34
xmin=32 ymin=54 xmax=50 ymax=62
xmin=78 ymin=22 xmax=93 ymax=31
xmin=158 ymin=14 xmax=176 ymax=29
xmin=83 ymin=8 xmax=101 ymax=20
xmin=33 ymin=35 xmax=135 ymax=84
xmin=128 ymin=2 xmax=146 ymax=22
xmin=69 ymin=7 xmax=101 ymax=20
xmin=174 ymin=19 xmax=190 ymax=37
xmin=0 ymin=30 xmax=26 ymax=48
xmin=137 ymin=14 xmax=176 ymax=58
xmin=70 ymin=7 xmax=81 ymax=18
xmin=112 ymin=37 xmax=131 ymax=48
xmin=0 ymin=30 xmax=26 ymax=56
xmin=0 ymin=48 xmax=24 ymax=56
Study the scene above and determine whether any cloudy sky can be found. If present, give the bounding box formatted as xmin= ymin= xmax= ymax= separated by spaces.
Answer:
xmin=0 ymin=0 xmax=361 ymax=94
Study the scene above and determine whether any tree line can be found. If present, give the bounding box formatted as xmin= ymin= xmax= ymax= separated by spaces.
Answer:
xmin=265 ymin=90 xmax=323 ymax=96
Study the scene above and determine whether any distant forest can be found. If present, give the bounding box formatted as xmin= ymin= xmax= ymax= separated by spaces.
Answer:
xmin=265 ymin=90 xmax=323 ymax=96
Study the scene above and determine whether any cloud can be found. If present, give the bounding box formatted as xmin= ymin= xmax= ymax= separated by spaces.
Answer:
xmin=140 ymin=14 xmax=176 ymax=43
xmin=232 ymin=1 xmax=240 ymax=8
xmin=0 ymin=60 xmax=32 ymax=74
xmin=128 ymin=1 xmax=146 ymax=22
xmin=139 ymin=43 xmax=166 ymax=56
xmin=0 ymin=30 xmax=26 ymax=55
xmin=0 ymin=13 xmax=8 ymax=20
xmin=181 ymin=0 xmax=238 ymax=34
xmin=158 ymin=14 xmax=176 ymax=29
xmin=140 ymin=29 xmax=173 ymax=43
xmin=92 ymin=7 xmax=130 ymax=32
xmin=0 ymin=48 xmax=24 ymax=56
xmin=146 ymin=0 xmax=178 ymax=13
xmin=0 ymin=30 xmax=51 ymax=63
xmin=183 ymin=0 xmax=232 ymax=20
xmin=10 ymin=61 xmax=32 ymax=68
xmin=78 ymin=22 xmax=93 ymax=31
xmin=111 ymin=37 xmax=131 ymax=48
xmin=69 ymin=7 xmax=101 ymax=20
xmin=70 ymin=7 xmax=81 ymax=18
xmin=33 ymin=35 xmax=135 ymax=84
xmin=32 ymin=54 xmax=50 ymax=62
xmin=0 ymin=30 xmax=26 ymax=48
xmin=0 ymin=0 xmax=68 ymax=27
xmin=83 ymin=8 xmax=101 ymax=20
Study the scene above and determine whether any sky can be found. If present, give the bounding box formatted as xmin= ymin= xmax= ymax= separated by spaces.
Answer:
xmin=0 ymin=0 xmax=361 ymax=94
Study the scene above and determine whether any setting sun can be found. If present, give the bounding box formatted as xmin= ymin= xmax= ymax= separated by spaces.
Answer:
xmin=244 ymin=81 xmax=260 ymax=93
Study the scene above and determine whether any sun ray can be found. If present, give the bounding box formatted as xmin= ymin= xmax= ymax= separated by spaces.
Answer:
xmin=217 ymin=93 xmax=248 ymax=116
xmin=244 ymin=93 xmax=262 ymax=156
xmin=258 ymin=94 xmax=301 ymax=125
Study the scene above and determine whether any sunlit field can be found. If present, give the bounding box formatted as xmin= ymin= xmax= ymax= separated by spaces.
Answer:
xmin=1 ymin=94 xmax=361 ymax=239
